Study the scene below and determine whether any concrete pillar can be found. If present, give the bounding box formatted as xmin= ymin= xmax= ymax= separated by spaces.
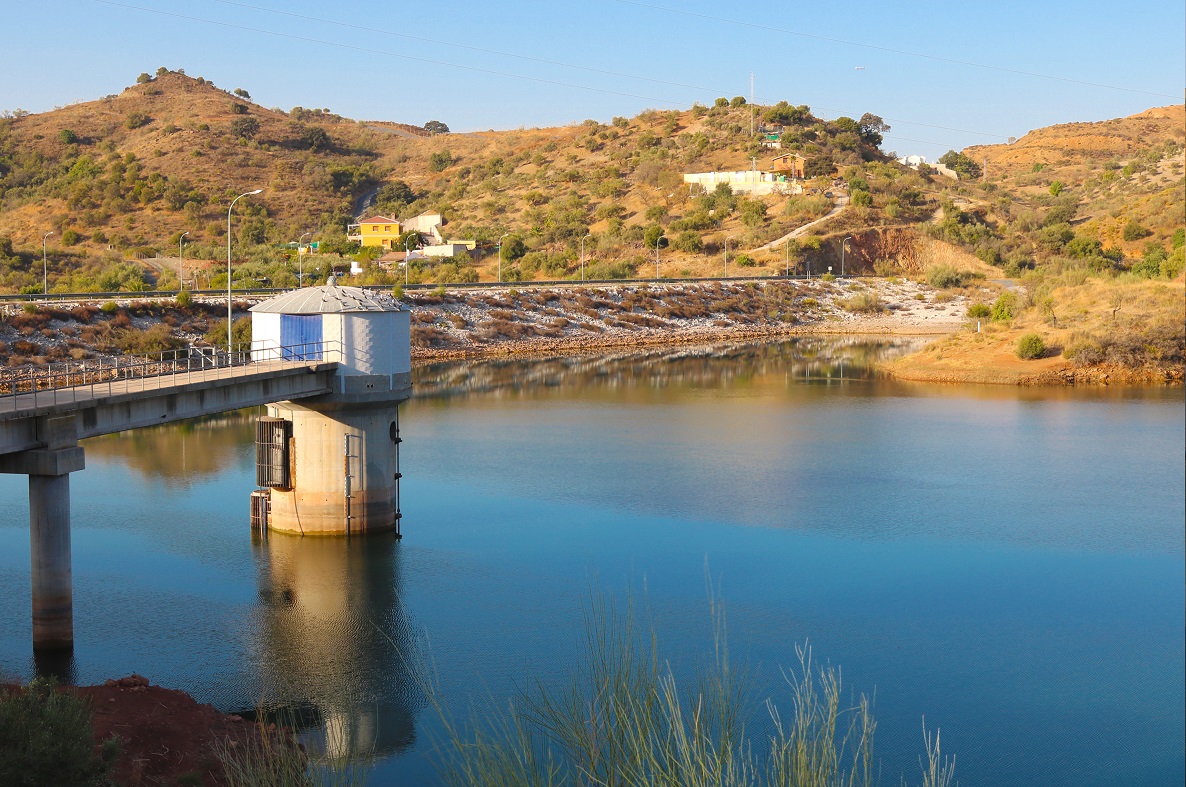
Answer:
xmin=265 ymin=401 xmax=402 ymax=535
xmin=30 ymin=473 xmax=73 ymax=649
xmin=0 ymin=415 xmax=85 ymax=652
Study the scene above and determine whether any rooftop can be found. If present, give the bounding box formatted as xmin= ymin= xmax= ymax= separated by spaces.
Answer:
xmin=250 ymin=284 xmax=404 ymax=314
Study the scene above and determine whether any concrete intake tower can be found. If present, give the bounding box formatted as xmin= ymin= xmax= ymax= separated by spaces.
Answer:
xmin=249 ymin=282 xmax=411 ymax=535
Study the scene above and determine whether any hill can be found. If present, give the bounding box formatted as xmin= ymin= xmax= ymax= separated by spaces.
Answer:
xmin=1 ymin=70 xmax=918 ymax=290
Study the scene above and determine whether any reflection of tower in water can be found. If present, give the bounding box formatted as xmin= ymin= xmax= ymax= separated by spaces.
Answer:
xmin=252 ymin=531 xmax=422 ymax=758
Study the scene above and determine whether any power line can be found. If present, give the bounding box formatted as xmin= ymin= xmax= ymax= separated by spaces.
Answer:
xmin=203 ymin=0 xmax=1010 ymax=140
xmin=613 ymin=0 xmax=1180 ymax=100
xmin=91 ymin=0 xmax=1016 ymax=150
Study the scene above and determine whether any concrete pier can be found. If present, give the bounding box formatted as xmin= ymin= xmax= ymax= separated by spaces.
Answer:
xmin=29 ymin=474 xmax=73 ymax=648
xmin=264 ymin=401 xmax=403 ymax=535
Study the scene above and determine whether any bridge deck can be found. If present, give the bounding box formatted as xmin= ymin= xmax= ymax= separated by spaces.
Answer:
xmin=1 ymin=359 xmax=339 ymax=455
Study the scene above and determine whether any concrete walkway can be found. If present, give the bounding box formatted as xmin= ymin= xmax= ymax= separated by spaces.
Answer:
xmin=753 ymin=193 xmax=850 ymax=253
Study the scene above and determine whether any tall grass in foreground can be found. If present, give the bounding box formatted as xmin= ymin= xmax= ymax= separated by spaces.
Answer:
xmin=216 ymin=712 xmax=371 ymax=787
xmin=430 ymin=588 xmax=955 ymax=787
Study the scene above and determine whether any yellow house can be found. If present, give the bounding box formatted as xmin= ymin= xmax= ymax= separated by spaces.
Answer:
xmin=346 ymin=215 xmax=402 ymax=248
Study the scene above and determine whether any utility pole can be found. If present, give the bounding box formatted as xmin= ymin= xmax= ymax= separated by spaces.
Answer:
xmin=749 ymin=72 xmax=755 ymax=137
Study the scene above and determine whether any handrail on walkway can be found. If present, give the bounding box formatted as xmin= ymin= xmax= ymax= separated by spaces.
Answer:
xmin=0 ymin=341 xmax=341 ymax=413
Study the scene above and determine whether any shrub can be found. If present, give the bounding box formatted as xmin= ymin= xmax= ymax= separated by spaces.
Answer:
xmin=1122 ymin=220 xmax=1150 ymax=241
xmin=175 ymin=290 xmax=192 ymax=307
xmin=841 ymin=291 xmax=886 ymax=313
xmin=124 ymin=112 xmax=150 ymax=129
xmin=821 ymin=272 xmax=836 ymax=282
xmin=1016 ymin=332 xmax=1046 ymax=359
xmin=100 ymin=301 xmax=118 ymax=313
xmin=966 ymin=302 xmax=991 ymax=318
xmin=58 ymin=129 xmax=78 ymax=144
xmin=734 ymin=253 xmax=756 ymax=267
xmin=0 ymin=678 xmax=120 ymax=787
xmin=429 ymin=150 xmax=454 ymax=172
xmin=927 ymin=264 xmax=965 ymax=289
xmin=991 ymin=291 xmax=1017 ymax=322
xmin=850 ymin=189 xmax=873 ymax=208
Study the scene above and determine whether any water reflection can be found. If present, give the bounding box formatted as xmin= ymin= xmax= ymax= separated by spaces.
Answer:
xmin=250 ymin=532 xmax=423 ymax=759
xmin=413 ymin=337 xmax=928 ymax=400
xmin=84 ymin=412 xmax=256 ymax=482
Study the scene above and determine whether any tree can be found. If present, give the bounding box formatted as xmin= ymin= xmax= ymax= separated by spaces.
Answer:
xmin=763 ymin=101 xmax=811 ymax=126
xmin=832 ymin=116 xmax=860 ymax=134
xmin=300 ymin=125 xmax=330 ymax=151
xmin=714 ymin=97 xmax=729 ymax=108
xmin=730 ymin=96 xmax=746 ymax=107
xmin=938 ymin=150 xmax=982 ymax=180
xmin=851 ymin=190 xmax=873 ymax=208
xmin=857 ymin=113 xmax=890 ymax=146
xmin=58 ymin=129 xmax=78 ymax=144
xmin=230 ymin=116 xmax=260 ymax=140
xmin=643 ymin=225 xmax=667 ymax=249
xmin=1122 ymin=219 xmax=1150 ymax=241
xmin=136 ymin=72 xmax=152 ymax=84
xmin=234 ymin=88 xmax=251 ymax=99
xmin=156 ymin=66 xmax=169 ymax=76
xmin=424 ymin=120 xmax=449 ymax=135
xmin=1048 ymin=181 xmax=1063 ymax=196
xmin=500 ymin=235 xmax=527 ymax=260
xmin=230 ymin=102 xmax=248 ymax=114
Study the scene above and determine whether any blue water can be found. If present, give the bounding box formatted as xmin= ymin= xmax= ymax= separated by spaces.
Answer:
xmin=1 ymin=339 xmax=1182 ymax=786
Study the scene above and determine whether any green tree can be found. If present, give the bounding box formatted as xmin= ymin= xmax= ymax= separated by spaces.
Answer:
xmin=1048 ymin=180 xmax=1064 ymax=196
xmin=730 ymin=95 xmax=746 ymax=107
xmin=233 ymin=87 xmax=251 ymax=99
xmin=938 ymin=150 xmax=982 ymax=180
xmin=424 ymin=120 xmax=449 ymax=135
xmin=857 ymin=113 xmax=890 ymax=146
xmin=230 ymin=116 xmax=260 ymax=140
xmin=58 ymin=129 xmax=78 ymax=144
xmin=300 ymin=125 xmax=330 ymax=151
xmin=851 ymin=190 xmax=873 ymax=208
xmin=500 ymin=234 xmax=527 ymax=260
xmin=136 ymin=72 xmax=152 ymax=84
xmin=643 ymin=225 xmax=667 ymax=249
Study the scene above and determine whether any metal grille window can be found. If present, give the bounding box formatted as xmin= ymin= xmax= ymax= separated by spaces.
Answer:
xmin=256 ymin=417 xmax=291 ymax=488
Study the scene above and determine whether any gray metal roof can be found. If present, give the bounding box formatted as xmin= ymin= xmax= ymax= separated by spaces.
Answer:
xmin=250 ymin=284 xmax=404 ymax=314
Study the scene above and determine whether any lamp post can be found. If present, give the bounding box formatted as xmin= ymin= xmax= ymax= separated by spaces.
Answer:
xmin=498 ymin=233 xmax=510 ymax=284
xmin=227 ymin=189 xmax=262 ymax=355
xmin=298 ymin=231 xmax=311 ymax=287
xmin=178 ymin=231 xmax=189 ymax=291
xmin=398 ymin=262 xmax=408 ymax=287
xmin=580 ymin=233 xmax=591 ymax=282
xmin=841 ymin=235 xmax=852 ymax=278
xmin=724 ymin=235 xmax=736 ymax=278
xmin=42 ymin=231 xmax=54 ymax=296
xmin=654 ymin=235 xmax=661 ymax=279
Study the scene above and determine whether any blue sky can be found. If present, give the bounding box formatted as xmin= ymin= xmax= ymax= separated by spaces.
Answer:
xmin=3 ymin=0 xmax=1183 ymax=160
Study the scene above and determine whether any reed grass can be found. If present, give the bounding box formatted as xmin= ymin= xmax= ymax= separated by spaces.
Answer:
xmin=429 ymin=585 xmax=955 ymax=787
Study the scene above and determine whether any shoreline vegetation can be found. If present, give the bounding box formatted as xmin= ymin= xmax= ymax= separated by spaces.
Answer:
xmin=4 ymin=275 xmax=1181 ymax=387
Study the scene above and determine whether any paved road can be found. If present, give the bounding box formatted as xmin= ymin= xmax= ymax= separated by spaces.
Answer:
xmin=753 ymin=193 xmax=850 ymax=253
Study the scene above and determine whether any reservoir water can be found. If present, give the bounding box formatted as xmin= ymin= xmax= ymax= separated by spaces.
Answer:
xmin=1 ymin=337 xmax=1182 ymax=786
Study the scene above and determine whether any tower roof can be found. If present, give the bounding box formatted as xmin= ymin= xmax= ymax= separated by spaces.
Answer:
xmin=250 ymin=284 xmax=404 ymax=314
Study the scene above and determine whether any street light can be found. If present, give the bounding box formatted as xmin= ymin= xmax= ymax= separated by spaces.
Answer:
xmin=497 ymin=233 xmax=510 ymax=284
xmin=42 ymin=231 xmax=54 ymax=296
xmin=724 ymin=235 xmax=736 ymax=278
xmin=298 ymin=231 xmax=312 ymax=287
xmin=580 ymin=233 xmax=592 ymax=282
xmin=227 ymin=189 xmax=262 ymax=355
xmin=179 ymin=231 xmax=189 ymax=291
xmin=841 ymin=235 xmax=852 ymax=278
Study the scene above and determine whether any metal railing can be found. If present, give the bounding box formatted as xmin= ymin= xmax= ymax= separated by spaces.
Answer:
xmin=0 ymin=341 xmax=340 ymax=414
